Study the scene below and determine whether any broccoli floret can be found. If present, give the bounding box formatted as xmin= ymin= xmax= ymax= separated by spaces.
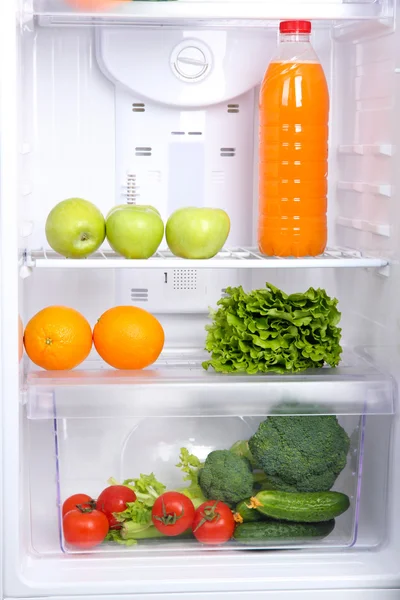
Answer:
xmin=248 ymin=415 xmax=350 ymax=493
xmin=198 ymin=450 xmax=254 ymax=505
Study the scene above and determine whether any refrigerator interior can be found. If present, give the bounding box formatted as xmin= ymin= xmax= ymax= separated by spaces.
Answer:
xmin=1 ymin=0 xmax=400 ymax=596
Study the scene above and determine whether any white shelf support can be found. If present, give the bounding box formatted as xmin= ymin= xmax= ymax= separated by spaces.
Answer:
xmin=337 ymin=181 xmax=392 ymax=197
xmin=336 ymin=217 xmax=391 ymax=237
xmin=338 ymin=144 xmax=394 ymax=157
xmin=24 ymin=246 xmax=389 ymax=271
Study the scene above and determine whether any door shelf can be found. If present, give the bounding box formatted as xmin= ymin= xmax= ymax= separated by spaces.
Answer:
xmin=32 ymin=0 xmax=393 ymax=26
xmin=25 ymin=350 xmax=395 ymax=419
xmin=23 ymin=247 xmax=389 ymax=273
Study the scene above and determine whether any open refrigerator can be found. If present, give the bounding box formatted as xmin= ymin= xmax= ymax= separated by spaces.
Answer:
xmin=1 ymin=0 xmax=400 ymax=598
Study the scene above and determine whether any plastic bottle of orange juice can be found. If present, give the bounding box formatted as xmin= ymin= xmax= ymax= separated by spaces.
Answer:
xmin=258 ymin=20 xmax=329 ymax=257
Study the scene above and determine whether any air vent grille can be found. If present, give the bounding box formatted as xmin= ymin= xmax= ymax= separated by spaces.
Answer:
xmin=220 ymin=147 xmax=236 ymax=157
xmin=227 ymin=104 xmax=240 ymax=113
xmin=131 ymin=288 xmax=149 ymax=303
xmin=132 ymin=103 xmax=145 ymax=113
xmin=173 ymin=269 xmax=197 ymax=290
xmin=126 ymin=173 xmax=139 ymax=204
xmin=171 ymin=131 xmax=203 ymax=136
xmin=135 ymin=147 xmax=152 ymax=157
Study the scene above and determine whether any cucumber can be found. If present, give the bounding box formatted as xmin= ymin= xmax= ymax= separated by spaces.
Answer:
xmin=235 ymin=499 xmax=264 ymax=523
xmin=254 ymin=491 xmax=350 ymax=522
xmin=234 ymin=520 xmax=335 ymax=544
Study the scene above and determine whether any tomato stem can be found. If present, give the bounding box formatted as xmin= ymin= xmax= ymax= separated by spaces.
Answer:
xmin=193 ymin=501 xmax=221 ymax=533
xmin=153 ymin=497 xmax=184 ymax=527
xmin=76 ymin=503 xmax=96 ymax=514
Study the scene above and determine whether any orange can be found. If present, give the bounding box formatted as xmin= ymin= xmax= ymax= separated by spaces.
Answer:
xmin=66 ymin=0 xmax=128 ymax=10
xmin=93 ymin=306 xmax=165 ymax=370
xmin=24 ymin=306 xmax=93 ymax=371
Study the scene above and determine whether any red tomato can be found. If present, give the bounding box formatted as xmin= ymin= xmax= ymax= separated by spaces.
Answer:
xmin=96 ymin=485 xmax=137 ymax=529
xmin=152 ymin=492 xmax=195 ymax=537
xmin=63 ymin=507 xmax=109 ymax=549
xmin=192 ymin=501 xmax=235 ymax=545
xmin=62 ymin=494 xmax=94 ymax=518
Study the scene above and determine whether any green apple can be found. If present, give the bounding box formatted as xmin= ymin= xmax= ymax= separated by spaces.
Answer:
xmin=106 ymin=205 xmax=164 ymax=259
xmin=166 ymin=207 xmax=230 ymax=259
xmin=107 ymin=204 xmax=161 ymax=217
xmin=45 ymin=198 xmax=106 ymax=258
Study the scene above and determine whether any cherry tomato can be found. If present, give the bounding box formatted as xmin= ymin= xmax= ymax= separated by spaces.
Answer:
xmin=63 ymin=506 xmax=109 ymax=549
xmin=152 ymin=492 xmax=195 ymax=537
xmin=62 ymin=494 xmax=94 ymax=518
xmin=192 ymin=501 xmax=235 ymax=545
xmin=96 ymin=485 xmax=137 ymax=529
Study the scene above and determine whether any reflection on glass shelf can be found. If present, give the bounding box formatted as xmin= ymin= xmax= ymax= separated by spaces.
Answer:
xmin=24 ymin=247 xmax=389 ymax=272
xmin=31 ymin=0 xmax=390 ymax=25
xmin=25 ymin=349 xmax=395 ymax=419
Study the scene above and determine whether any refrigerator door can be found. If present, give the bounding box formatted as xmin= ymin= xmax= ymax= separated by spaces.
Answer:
xmin=0 ymin=4 xmax=15 ymax=600
xmin=0 ymin=124 xmax=3 ymax=600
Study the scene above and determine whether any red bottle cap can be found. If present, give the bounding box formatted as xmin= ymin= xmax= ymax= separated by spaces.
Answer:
xmin=279 ymin=20 xmax=312 ymax=34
